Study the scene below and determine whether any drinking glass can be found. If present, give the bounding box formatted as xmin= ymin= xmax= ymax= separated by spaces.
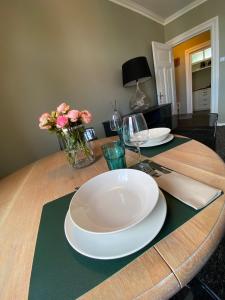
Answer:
xmin=102 ymin=141 xmax=126 ymax=170
xmin=122 ymin=113 xmax=149 ymax=163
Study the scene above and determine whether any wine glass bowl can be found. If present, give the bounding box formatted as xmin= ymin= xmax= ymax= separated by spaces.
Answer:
xmin=122 ymin=113 xmax=149 ymax=162
xmin=129 ymin=129 xmax=150 ymax=146
xmin=110 ymin=110 xmax=122 ymax=132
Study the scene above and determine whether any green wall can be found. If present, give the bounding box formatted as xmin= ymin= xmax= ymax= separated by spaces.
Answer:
xmin=0 ymin=0 xmax=164 ymax=178
xmin=1 ymin=0 xmax=225 ymax=178
xmin=164 ymin=0 xmax=225 ymax=122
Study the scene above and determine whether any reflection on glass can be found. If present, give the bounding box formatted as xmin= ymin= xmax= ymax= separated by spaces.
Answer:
xmin=204 ymin=47 xmax=212 ymax=59
xmin=191 ymin=47 xmax=211 ymax=64
xmin=122 ymin=113 xmax=149 ymax=163
xmin=192 ymin=51 xmax=204 ymax=64
xmin=110 ymin=100 xmax=123 ymax=143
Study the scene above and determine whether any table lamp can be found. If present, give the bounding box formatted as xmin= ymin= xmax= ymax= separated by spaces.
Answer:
xmin=122 ymin=56 xmax=152 ymax=112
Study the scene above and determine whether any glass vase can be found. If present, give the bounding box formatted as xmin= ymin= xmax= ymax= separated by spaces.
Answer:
xmin=58 ymin=125 xmax=95 ymax=169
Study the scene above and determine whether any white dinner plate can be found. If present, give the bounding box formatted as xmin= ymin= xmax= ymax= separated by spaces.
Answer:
xmin=69 ymin=169 xmax=159 ymax=234
xmin=65 ymin=190 xmax=167 ymax=260
xmin=140 ymin=134 xmax=174 ymax=148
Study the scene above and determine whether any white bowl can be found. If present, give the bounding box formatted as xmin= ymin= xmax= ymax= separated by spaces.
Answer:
xmin=65 ymin=190 xmax=167 ymax=259
xmin=148 ymin=127 xmax=171 ymax=143
xmin=69 ymin=169 xmax=159 ymax=234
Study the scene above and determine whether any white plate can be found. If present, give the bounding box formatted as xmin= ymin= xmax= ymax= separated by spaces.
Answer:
xmin=69 ymin=169 xmax=159 ymax=234
xmin=65 ymin=190 xmax=167 ymax=260
xmin=130 ymin=129 xmax=150 ymax=143
xmin=147 ymin=127 xmax=171 ymax=143
xmin=140 ymin=134 xmax=174 ymax=148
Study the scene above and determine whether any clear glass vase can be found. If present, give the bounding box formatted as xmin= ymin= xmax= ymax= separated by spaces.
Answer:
xmin=58 ymin=125 xmax=95 ymax=169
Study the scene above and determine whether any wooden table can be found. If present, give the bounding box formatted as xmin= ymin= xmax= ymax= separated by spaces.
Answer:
xmin=1 ymin=137 xmax=225 ymax=300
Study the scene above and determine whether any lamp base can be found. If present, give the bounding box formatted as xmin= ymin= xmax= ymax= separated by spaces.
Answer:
xmin=130 ymin=81 xmax=151 ymax=112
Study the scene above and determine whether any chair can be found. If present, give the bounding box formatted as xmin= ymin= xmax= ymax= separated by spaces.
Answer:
xmin=170 ymin=277 xmax=221 ymax=299
xmin=172 ymin=113 xmax=218 ymax=150
xmin=57 ymin=127 xmax=97 ymax=151
xmin=84 ymin=127 xmax=98 ymax=142
xmin=208 ymin=113 xmax=218 ymax=139
xmin=102 ymin=121 xmax=118 ymax=137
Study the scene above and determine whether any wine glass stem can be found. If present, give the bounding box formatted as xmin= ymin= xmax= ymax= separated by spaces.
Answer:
xmin=137 ymin=146 xmax=141 ymax=163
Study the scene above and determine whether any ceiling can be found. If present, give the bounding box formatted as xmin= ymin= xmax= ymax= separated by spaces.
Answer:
xmin=109 ymin=0 xmax=207 ymax=25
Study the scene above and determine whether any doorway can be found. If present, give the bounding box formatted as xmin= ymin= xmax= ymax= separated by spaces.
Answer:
xmin=166 ymin=17 xmax=219 ymax=116
xmin=173 ymin=31 xmax=211 ymax=116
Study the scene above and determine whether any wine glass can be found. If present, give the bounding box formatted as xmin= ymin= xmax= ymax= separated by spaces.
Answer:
xmin=110 ymin=100 xmax=123 ymax=142
xmin=110 ymin=109 xmax=122 ymax=132
xmin=122 ymin=113 xmax=149 ymax=163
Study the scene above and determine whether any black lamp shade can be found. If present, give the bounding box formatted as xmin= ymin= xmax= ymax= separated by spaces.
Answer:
xmin=122 ymin=56 xmax=152 ymax=87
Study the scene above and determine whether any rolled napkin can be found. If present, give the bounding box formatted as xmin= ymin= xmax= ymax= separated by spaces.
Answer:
xmin=133 ymin=160 xmax=222 ymax=210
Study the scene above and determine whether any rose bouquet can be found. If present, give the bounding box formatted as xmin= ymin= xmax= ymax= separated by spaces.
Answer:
xmin=39 ymin=102 xmax=95 ymax=168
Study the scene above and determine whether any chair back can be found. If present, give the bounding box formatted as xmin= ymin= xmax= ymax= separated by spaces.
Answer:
xmin=84 ymin=127 xmax=97 ymax=141
xmin=208 ymin=113 xmax=218 ymax=138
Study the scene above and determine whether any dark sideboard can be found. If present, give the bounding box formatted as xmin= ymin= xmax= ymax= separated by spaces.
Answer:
xmin=102 ymin=103 xmax=172 ymax=137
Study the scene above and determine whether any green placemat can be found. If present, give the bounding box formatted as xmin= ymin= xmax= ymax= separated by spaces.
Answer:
xmin=141 ymin=136 xmax=190 ymax=156
xmin=29 ymin=136 xmax=192 ymax=300
xmin=127 ymin=136 xmax=190 ymax=157
xmin=29 ymin=191 xmax=198 ymax=300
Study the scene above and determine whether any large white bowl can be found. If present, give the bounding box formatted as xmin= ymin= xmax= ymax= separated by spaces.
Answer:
xmin=69 ymin=169 xmax=159 ymax=234
xmin=65 ymin=190 xmax=167 ymax=259
xmin=148 ymin=127 xmax=171 ymax=143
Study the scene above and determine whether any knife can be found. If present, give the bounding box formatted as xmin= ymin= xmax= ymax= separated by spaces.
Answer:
xmin=142 ymin=160 xmax=172 ymax=174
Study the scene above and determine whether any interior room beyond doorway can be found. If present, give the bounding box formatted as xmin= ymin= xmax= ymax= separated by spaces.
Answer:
xmin=173 ymin=31 xmax=211 ymax=118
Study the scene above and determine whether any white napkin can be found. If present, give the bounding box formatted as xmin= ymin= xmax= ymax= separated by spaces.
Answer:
xmin=154 ymin=170 xmax=222 ymax=210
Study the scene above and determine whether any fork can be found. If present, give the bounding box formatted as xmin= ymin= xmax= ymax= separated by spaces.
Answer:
xmin=138 ymin=163 xmax=161 ymax=177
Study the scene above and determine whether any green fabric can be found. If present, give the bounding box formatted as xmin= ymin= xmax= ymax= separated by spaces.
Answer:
xmin=141 ymin=136 xmax=190 ymax=157
xmin=29 ymin=192 xmax=198 ymax=300
xmin=126 ymin=136 xmax=191 ymax=157
xmin=29 ymin=136 xmax=193 ymax=300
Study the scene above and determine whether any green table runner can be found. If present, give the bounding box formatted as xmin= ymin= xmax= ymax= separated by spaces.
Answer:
xmin=127 ymin=135 xmax=191 ymax=157
xmin=29 ymin=137 xmax=194 ymax=300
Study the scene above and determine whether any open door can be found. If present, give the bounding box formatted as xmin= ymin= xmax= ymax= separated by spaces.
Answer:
xmin=152 ymin=41 xmax=177 ymax=115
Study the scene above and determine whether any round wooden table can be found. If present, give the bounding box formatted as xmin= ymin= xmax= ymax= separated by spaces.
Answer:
xmin=1 ymin=137 xmax=225 ymax=299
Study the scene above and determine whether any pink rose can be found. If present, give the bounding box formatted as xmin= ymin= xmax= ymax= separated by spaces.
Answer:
xmin=67 ymin=110 xmax=79 ymax=122
xmin=56 ymin=115 xmax=68 ymax=128
xmin=80 ymin=110 xmax=92 ymax=124
xmin=39 ymin=113 xmax=51 ymax=129
xmin=57 ymin=102 xmax=70 ymax=114
xmin=39 ymin=123 xmax=51 ymax=130
xmin=39 ymin=112 xmax=50 ymax=124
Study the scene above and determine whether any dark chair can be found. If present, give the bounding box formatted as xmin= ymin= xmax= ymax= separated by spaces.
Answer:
xmin=170 ymin=277 xmax=221 ymax=300
xmin=102 ymin=121 xmax=118 ymax=137
xmin=208 ymin=113 xmax=218 ymax=139
xmin=84 ymin=127 xmax=98 ymax=142
xmin=57 ymin=127 xmax=97 ymax=151
xmin=172 ymin=113 xmax=218 ymax=150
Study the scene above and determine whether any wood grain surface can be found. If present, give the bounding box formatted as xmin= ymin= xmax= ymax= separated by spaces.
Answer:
xmin=0 ymin=137 xmax=225 ymax=300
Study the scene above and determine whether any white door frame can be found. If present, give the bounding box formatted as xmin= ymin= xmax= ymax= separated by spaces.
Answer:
xmin=152 ymin=41 xmax=177 ymax=115
xmin=185 ymin=41 xmax=211 ymax=113
xmin=166 ymin=16 xmax=219 ymax=114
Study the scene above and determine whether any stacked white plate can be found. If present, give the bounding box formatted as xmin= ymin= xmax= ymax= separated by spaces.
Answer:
xmin=64 ymin=169 xmax=167 ymax=259
xmin=141 ymin=127 xmax=173 ymax=148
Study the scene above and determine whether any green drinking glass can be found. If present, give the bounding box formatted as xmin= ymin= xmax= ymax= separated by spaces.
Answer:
xmin=101 ymin=141 xmax=127 ymax=170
